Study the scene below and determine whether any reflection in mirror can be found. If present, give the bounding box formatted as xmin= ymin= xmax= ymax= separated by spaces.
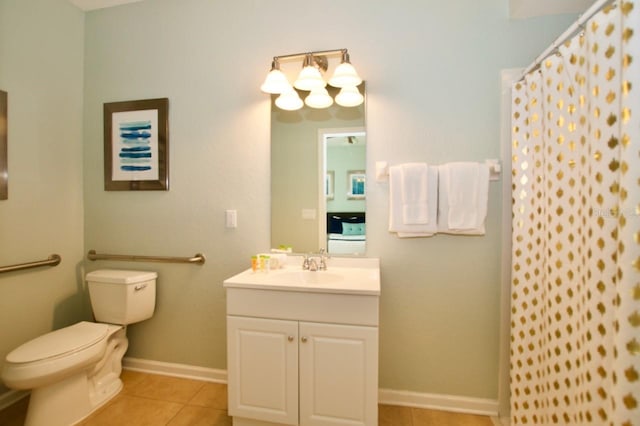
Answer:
xmin=271 ymin=84 xmax=365 ymax=254
xmin=322 ymin=131 xmax=366 ymax=255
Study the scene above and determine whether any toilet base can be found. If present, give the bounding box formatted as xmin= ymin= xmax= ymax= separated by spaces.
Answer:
xmin=23 ymin=326 xmax=128 ymax=426
xmin=25 ymin=372 xmax=122 ymax=426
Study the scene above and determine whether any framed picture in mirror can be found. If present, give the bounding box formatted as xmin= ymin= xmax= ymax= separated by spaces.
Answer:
xmin=326 ymin=170 xmax=335 ymax=200
xmin=103 ymin=98 xmax=169 ymax=191
xmin=347 ymin=170 xmax=365 ymax=200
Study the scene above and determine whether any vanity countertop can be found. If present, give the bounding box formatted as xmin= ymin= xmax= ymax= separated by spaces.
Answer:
xmin=223 ymin=256 xmax=380 ymax=296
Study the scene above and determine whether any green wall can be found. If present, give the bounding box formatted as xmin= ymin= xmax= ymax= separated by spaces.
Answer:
xmin=0 ymin=0 xmax=577 ymax=404
xmin=0 ymin=0 xmax=85 ymax=394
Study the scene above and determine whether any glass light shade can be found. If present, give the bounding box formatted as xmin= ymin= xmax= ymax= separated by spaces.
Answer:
xmin=335 ymin=86 xmax=364 ymax=107
xmin=305 ymin=87 xmax=334 ymax=109
xmin=275 ymin=87 xmax=303 ymax=111
xmin=260 ymin=68 xmax=290 ymax=94
xmin=293 ymin=65 xmax=326 ymax=91
xmin=328 ymin=62 xmax=362 ymax=88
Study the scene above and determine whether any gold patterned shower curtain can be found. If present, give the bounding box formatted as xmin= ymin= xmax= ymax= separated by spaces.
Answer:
xmin=510 ymin=1 xmax=639 ymax=424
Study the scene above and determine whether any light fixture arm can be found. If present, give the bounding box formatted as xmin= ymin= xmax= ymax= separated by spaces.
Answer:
xmin=273 ymin=48 xmax=347 ymax=65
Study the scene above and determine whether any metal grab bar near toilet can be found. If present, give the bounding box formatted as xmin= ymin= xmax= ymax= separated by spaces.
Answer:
xmin=0 ymin=254 xmax=62 ymax=274
xmin=87 ymin=249 xmax=206 ymax=265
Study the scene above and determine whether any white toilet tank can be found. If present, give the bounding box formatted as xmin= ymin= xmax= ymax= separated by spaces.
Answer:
xmin=86 ymin=269 xmax=157 ymax=325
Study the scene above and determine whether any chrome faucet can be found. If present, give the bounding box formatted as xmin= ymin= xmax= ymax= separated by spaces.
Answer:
xmin=308 ymin=258 xmax=318 ymax=271
xmin=302 ymin=254 xmax=311 ymax=270
xmin=317 ymin=248 xmax=329 ymax=271
xmin=302 ymin=249 xmax=329 ymax=271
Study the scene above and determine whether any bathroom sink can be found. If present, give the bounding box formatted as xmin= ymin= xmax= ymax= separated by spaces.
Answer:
xmin=223 ymin=256 xmax=380 ymax=295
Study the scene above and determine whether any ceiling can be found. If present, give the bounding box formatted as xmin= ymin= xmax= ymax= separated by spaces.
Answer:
xmin=510 ymin=0 xmax=595 ymax=18
xmin=68 ymin=0 xmax=596 ymax=16
xmin=68 ymin=0 xmax=143 ymax=11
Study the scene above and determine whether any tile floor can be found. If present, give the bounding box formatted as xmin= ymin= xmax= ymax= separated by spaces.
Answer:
xmin=0 ymin=370 xmax=495 ymax=425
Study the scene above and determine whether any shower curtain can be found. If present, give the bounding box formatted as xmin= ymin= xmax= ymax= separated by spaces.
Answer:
xmin=510 ymin=1 xmax=639 ymax=424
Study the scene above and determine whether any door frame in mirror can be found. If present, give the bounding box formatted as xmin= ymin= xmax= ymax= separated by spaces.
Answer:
xmin=317 ymin=127 xmax=366 ymax=253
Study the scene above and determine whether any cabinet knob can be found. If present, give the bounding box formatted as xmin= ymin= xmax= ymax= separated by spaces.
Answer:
xmin=288 ymin=336 xmax=294 ymax=342
xmin=301 ymin=336 xmax=308 ymax=343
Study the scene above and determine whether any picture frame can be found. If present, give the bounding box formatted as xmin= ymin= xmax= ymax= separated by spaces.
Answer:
xmin=103 ymin=98 xmax=169 ymax=191
xmin=347 ymin=170 xmax=365 ymax=200
xmin=0 ymin=90 xmax=7 ymax=200
xmin=325 ymin=170 xmax=335 ymax=200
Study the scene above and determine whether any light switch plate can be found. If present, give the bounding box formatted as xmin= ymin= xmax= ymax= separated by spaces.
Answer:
xmin=226 ymin=209 xmax=237 ymax=228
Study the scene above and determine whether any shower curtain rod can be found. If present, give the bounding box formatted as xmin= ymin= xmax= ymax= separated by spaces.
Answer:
xmin=520 ymin=0 xmax=615 ymax=78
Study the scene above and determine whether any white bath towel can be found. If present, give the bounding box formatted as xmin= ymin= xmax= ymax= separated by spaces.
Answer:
xmin=400 ymin=163 xmax=429 ymax=224
xmin=437 ymin=162 xmax=489 ymax=235
xmin=389 ymin=164 xmax=438 ymax=238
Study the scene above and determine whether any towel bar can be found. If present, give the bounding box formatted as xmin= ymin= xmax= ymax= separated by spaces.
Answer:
xmin=375 ymin=159 xmax=501 ymax=182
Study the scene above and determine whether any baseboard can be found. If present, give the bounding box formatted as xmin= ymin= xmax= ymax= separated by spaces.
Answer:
xmin=122 ymin=357 xmax=227 ymax=383
xmin=124 ymin=357 xmax=499 ymax=417
xmin=378 ymin=388 xmax=499 ymax=417
xmin=0 ymin=389 xmax=29 ymax=411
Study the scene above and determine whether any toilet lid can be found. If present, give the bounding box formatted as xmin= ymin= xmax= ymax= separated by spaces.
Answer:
xmin=6 ymin=322 xmax=109 ymax=364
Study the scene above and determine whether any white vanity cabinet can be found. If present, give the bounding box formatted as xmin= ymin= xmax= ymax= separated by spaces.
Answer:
xmin=223 ymin=259 xmax=380 ymax=426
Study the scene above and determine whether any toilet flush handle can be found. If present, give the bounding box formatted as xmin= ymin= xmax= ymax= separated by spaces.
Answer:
xmin=134 ymin=284 xmax=147 ymax=291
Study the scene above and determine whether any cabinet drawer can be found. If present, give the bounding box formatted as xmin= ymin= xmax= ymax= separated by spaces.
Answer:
xmin=226 ymin=288 xmax=379 ymax=326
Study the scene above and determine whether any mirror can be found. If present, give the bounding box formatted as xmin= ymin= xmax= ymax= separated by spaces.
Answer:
xmin=271 ymin=84 xmax=366 ymax=254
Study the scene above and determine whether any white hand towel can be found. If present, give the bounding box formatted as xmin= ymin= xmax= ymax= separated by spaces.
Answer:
xmin=437 ymin=162 xmax=489 ymax=235
xmin=389 ymin=164 xmax=438 ymax=238
xmin=400 ymin=163 xmax=429 ymax=224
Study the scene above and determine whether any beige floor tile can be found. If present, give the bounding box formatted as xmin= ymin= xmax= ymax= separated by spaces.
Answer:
xmin=167 ymin=406 xmax=232 ymax=426
xmin=79 ymin=394 xmax=183 ymax=426
xmin=121 ymin=369 xmax=149 ymax=388
xmin=411 ymin=407 xmax=495 ymax=426
xmin=0 ymin=371 xmax=496 ymax=426
xmin=188 ymin=382 xmax=228 ymax=410
xmin=123 ymin=372 xmax=206 ymax=403
xmin=379 ymin=403 xmax=413 ymax=426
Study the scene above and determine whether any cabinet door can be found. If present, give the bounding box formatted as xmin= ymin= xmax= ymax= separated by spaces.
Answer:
xmin=299 ymin=322 xmax=378 ymax=426
xmin=227 ymin=315 xmax=299 ymax=425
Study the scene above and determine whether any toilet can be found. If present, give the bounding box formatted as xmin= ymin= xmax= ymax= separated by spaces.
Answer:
xmin=1 ymin=269 xmax=157 ymax=426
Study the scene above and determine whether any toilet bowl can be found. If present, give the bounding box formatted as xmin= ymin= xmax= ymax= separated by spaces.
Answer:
xmin=1 ymin=269 xmax=156 ymax=426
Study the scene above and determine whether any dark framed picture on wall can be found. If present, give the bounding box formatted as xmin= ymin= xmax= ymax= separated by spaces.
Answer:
xmin=0 ymin=90 xmax=7 ymax=200
xmin=103 ymin=98 xmax=169 ymax=191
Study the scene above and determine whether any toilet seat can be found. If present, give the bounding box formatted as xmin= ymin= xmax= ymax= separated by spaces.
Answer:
xmin=7 ymin=322 xmax=109 ymax=364
xmin=1 ymin=322 xmax=114 ymax=390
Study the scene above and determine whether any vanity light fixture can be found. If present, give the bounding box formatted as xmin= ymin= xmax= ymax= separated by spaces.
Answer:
xmin=305 ymin=87 xmax=334 ymax=109
xmin=294 ymin=54 xmax=327 ymax=91
xmin=260 ymin=59 xmax=290 ymax=94
xmin=328 ymin=50 xmax=362 ymax=88
xmin=275 ymin=85 xmax=304 ymax=111
xmin=261 ymin=48 xmax=363 ymax=111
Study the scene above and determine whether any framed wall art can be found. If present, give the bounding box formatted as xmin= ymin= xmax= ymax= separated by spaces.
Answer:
xmin=347 ymin=170 xmax=365 ymax=200
xmin=0 ymin=90 xmax=7 ymax=200
xmin=103 ymin=98 xmax=169 ymax=190
xmin=325 ymin=170 xmax=335 ymax=200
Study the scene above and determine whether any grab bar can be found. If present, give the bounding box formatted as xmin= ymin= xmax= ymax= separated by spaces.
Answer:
xmin=0 ymin=254 xmax=62 ymax=274
xmin=87 ymin=250 xmax=206 ymax=265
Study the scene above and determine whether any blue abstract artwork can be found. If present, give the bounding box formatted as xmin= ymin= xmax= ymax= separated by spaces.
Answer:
xmin=348 ymin=171 xmax=366 ymax=199
xmin=112 ymin=109 xmax=159 ymax=181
